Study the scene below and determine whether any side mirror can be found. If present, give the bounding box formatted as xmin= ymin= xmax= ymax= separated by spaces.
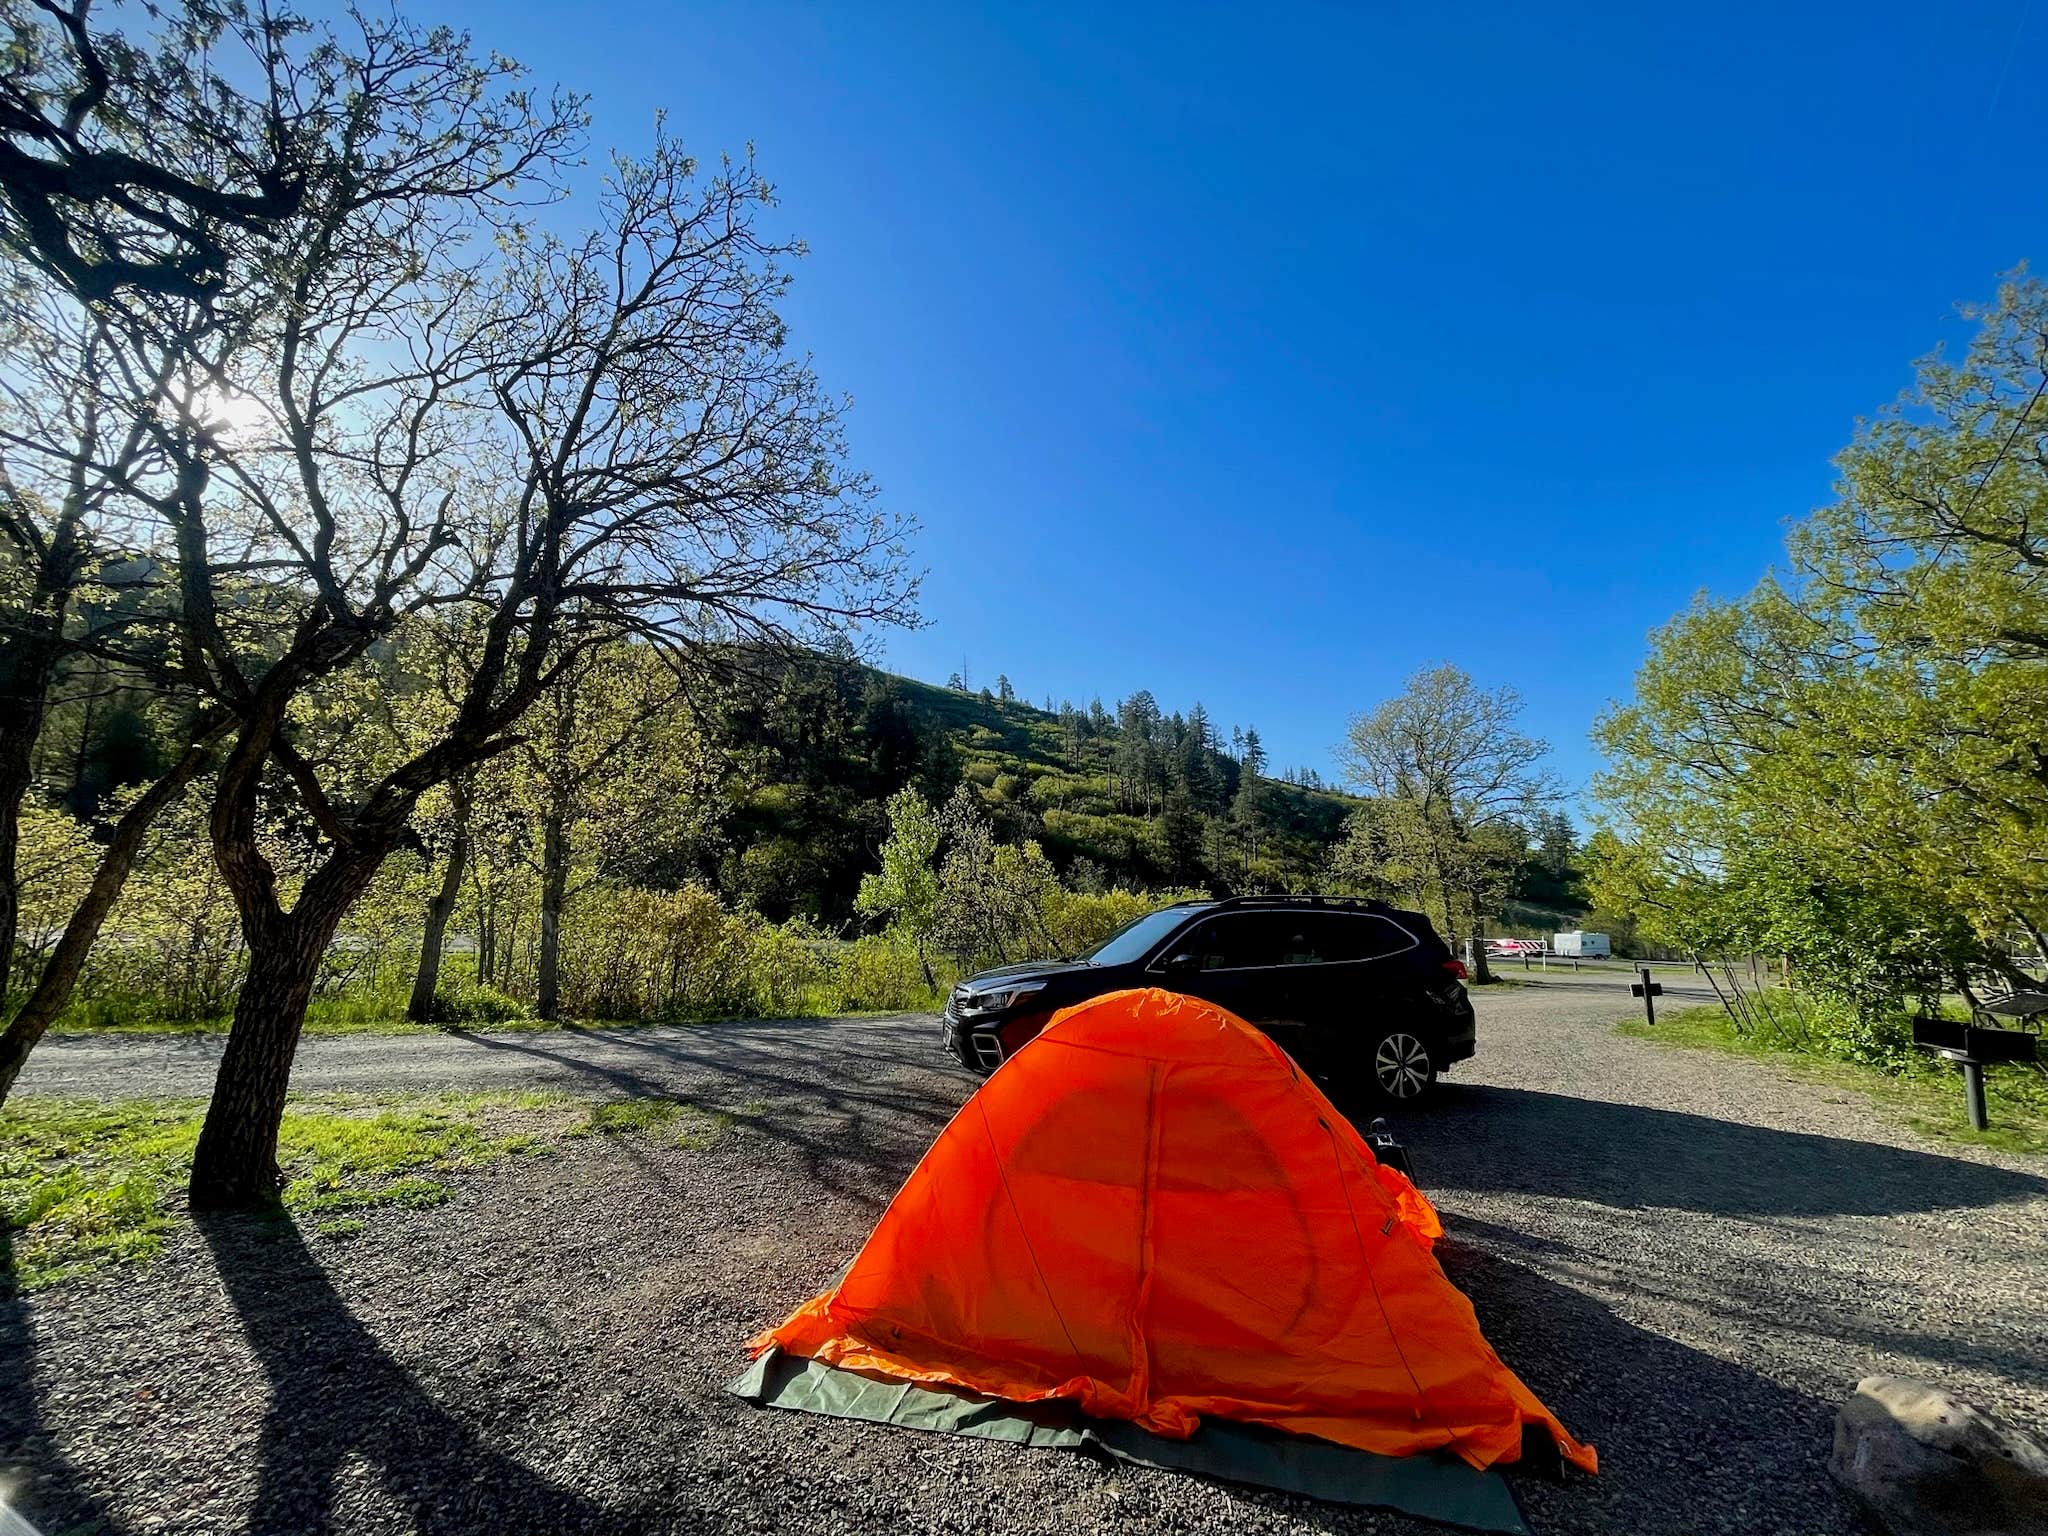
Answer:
xmin=1162 ymin=952 xmax=1199 ymax=976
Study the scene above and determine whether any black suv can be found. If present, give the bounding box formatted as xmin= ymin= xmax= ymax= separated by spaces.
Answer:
xmin=940 ymin=895 xmax=1475 ymax=1102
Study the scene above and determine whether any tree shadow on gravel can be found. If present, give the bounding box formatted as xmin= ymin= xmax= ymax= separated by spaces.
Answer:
xmin=445 ymin=1026 xmax=945 ymax=1213
xmin=0 ymin=1229 xmax=115 ymax=1536
xmin=1359 ymin=1084 xmax=2048 ymax=1218
xmin=1426 ymin=1215 xmax=1861 ymax=1536
xmin=1102 ymin=1212 xmax=1859 ymax=1536
xmin=196 ymin=1212 xmax=616 ymax=1535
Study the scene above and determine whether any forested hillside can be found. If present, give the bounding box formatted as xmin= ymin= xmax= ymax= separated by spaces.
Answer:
xmin=714 ymin=658 xmax=1362 ymax=925
xmin=9 ymin=637 xmax=1311 ymax=1025
xmin=18 ymin=639 xmax=1591 ymax=1037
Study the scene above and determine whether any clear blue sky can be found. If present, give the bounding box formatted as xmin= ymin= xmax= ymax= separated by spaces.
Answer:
xmin=429 ymin=0 xmax=2046 ymax=800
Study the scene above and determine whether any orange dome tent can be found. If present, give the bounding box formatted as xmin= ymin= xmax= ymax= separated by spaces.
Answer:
xmin=750 ymin=987 xmax=1594 ymax=1477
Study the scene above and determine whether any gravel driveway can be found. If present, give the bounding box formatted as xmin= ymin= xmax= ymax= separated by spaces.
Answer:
xmin=6 ymin=967 xmax=2046 ymax=1535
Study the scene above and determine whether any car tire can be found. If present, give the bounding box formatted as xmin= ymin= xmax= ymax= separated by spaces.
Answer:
xmin=1367 ymin=1025 xmax=1436 ymax=1103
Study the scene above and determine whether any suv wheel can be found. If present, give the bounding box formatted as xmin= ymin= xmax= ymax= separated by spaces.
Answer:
xmin=1370 ymin=1027 xmax=1436 ymax=1102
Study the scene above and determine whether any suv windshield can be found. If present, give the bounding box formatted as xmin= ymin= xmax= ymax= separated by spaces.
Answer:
xmin=1084 ymin=906 xmax=1207 ymax=967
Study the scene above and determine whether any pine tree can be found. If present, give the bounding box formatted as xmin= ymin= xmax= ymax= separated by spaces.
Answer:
xmin=1180 ymin=702 xmax=1220 ymax=813
xmin=1232 ymin=727 xmax=1268 ymax=879
xmin=1160 ymin=787 xmax=1206 ymax=884
xmin=1114 ymin=692 xmax=1162 ymax=813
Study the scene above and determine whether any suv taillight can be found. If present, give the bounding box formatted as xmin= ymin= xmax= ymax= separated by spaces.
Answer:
xmin=1442 ymin=958 xmax=1469 ymax=980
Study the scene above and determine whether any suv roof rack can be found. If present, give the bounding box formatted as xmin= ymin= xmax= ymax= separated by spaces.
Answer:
xmin=1206 ymin=893 xmax=1396 ymax=913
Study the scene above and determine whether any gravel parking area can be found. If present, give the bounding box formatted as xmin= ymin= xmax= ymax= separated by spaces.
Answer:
xmin=6 ymin=969 xmax=2046 ymax=1535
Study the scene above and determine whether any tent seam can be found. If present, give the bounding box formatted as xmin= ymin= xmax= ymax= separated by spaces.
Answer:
xmin=1322 ymin=1118 xmax=1434 ymax=1424
xmin=976 ymin=1095 xmax=1091 ymax=1377
xmin=1127 ymin=1062 xmax=1164 ymax=1417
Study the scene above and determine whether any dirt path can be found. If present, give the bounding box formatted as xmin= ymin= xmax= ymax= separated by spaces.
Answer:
xmin=6 ymin=968 xmax=2045 ymax=1535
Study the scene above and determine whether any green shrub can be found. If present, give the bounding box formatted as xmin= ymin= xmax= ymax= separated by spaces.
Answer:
xmin=1803 ymin=994 xmax=1919 ymax=1072
xmin=832 ymin=932 xmax=943 ymax=1012
xmin=1040 ymin=810 xmax=1160 ymax=878
xmin=549 ymin=882 xmax=838 ymax=1022
xmin=1029 ymin=775 xmax=1107 ymax=812
xmin=1043 ymin=886 xmax=1206 ymax=960
xmin=430 ymin=979 xmax=526 ymax=1025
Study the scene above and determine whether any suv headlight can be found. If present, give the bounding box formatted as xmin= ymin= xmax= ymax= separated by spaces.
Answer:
xmin=963 ymin=980 xmax=1046 ymax=1016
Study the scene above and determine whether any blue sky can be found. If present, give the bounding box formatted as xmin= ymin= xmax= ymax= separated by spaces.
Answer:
xmin=431 ymin=0 xmax=2046 ymax=800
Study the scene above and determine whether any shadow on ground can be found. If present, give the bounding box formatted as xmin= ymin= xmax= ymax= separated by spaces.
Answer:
xmin=1340 ymin=1083 xmax=2048 ymax=1218
xmin=1428 ymin=1216 xmax=1859 ymax=1536
xmin=192 ymin=1213 xmax=615 ymax=1535
xmin=444 ymin=1023 xmax=952 ymax=1213
xmin=1 ymin=1230 xmax=114 ymax=1535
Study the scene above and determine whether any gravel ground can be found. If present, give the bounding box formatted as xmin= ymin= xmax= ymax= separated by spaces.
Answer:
xmin=5 ymin=968 xmax=2046 ymax=1535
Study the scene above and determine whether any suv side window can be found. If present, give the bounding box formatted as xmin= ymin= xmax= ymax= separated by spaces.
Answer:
xmin=1272 ymin=915 xmax=1327 ymax=966
xmin=1177 ymin=913 xmax=1280 ymax=971
xmin=1313 ymin=912 xmax=1417 ymax=963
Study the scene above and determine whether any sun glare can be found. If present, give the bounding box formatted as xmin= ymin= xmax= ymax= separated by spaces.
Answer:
xmin=191 ymin=386 xmax=269 ymax=441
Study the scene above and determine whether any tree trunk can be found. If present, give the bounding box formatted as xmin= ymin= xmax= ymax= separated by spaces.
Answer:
xmin=0 ymin=751 xmax=26 ymax=1009
xmin=1470 ymin=908 xmax=1495 ymax=984
xmin=477 ymin=911 xmax=495 ymax=990
xmin=0 ymin=663 xmax=50 ymax=1007
xmin=497 ymin=912 xmax=518 ymax=991
xmin=534 ymin=804 xmax=569 ymax=1021
xmin=406 ymin=784 xmax=471 ymax=1023
xmin=0 ymin=557 xmax=76 ymax=1008
xmin=187 ymin=913 xmax=334 ymax=1209
xmin=0 ymin=738 xmax=213 ymax=1106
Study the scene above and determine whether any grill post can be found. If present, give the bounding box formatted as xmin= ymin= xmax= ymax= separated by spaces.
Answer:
xmin=1962 ymin=1060 xmax=1989 ymax=1131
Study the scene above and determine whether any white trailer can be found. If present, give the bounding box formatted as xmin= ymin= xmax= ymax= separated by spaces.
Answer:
xmin=1552 ymin=930 xmax=1611 ymax=959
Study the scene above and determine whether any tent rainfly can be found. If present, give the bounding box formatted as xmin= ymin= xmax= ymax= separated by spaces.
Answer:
xmin=742 ymin=987 xmax=1594 ymax=1518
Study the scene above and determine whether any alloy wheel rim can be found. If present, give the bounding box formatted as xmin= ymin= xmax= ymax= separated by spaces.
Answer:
xmin=1375 ymin=1032 xmax=1430 ymax=1097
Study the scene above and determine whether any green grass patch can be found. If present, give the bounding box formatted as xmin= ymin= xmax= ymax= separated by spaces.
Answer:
xmin=1 ymin=1087 xmax=733 ymax=1292
xmin=1622 ymin=1001 xmax=2048 ymax=1157
xmin=566 ymin=1096 xmax=733 ymax=1148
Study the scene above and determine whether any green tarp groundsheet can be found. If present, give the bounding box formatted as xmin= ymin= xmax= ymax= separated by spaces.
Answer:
xmin=728 ymin=1348 xmax=1532 ymax=1535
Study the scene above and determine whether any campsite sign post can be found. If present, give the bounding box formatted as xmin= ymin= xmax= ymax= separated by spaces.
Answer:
xmin=1631 ymin=966 xmax=1662 ymax=1027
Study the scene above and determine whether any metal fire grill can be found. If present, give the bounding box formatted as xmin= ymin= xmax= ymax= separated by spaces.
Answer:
xmin=1911 ymin=990 xmax=2045 ymax=1131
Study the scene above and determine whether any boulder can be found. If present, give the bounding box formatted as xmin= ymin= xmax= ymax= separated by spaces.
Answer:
xmin=1829 ymin=1375 xmax=2048 ymax=1536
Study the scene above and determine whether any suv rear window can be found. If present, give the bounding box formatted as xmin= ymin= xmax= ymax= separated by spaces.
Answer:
xmin=1311 ymin=912 xmax=1418 ymax=962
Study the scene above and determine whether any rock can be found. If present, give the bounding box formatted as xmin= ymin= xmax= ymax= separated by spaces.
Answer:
xmin=1829 ymin=1375 xmax=2048 ymax=1536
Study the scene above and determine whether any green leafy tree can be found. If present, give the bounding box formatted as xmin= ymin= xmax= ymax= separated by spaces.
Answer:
xmin=1597 ymin=274 xmax=2048 ymax=1019
xmin=932 ymin=786 xmax=1056 ymax=969
xmin=512 ymin=648 xmax=714 ymax=1020
xmin=856 ymin=786 xmax=945 ymax=987
xmin=1339 ymin=665 xmax=1557 ymax=975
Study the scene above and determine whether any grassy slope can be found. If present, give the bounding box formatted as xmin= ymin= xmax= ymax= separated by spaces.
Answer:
xmin=1621 ymin=1001 xmax=2048 ymax=1157
xmin=889 ymin=672 xmax=1364 ymax=883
